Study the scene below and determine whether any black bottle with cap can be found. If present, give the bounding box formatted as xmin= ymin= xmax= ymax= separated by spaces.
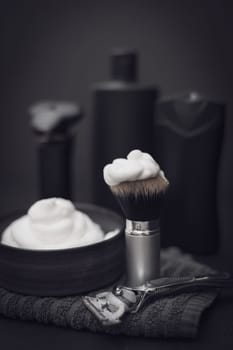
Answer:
xmin=154 ymin=92 xmax=225 ymax=254
xmin=29 ymin=101 xmax=82 ymax=200
xmin=91 ymin=49 xmax=158 ymax=210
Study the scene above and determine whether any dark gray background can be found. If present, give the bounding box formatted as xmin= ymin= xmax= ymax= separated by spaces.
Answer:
xmin=1 ymin=0 xmax=233 ymax=264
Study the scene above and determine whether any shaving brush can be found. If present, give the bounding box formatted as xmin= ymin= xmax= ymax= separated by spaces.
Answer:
xmin=111 ymin=176 xmax=168 ymax=221
xmin=104 ymin=150 xmax=169 ymax=287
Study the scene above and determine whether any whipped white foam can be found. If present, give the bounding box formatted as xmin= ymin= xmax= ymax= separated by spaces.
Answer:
xmin=103 ymin=149 xmax=167 ymax=186
xmin=1 ymin=198 xmax=105 ymax=250
xmin=30 ymin=101 xmax=79 ymax=133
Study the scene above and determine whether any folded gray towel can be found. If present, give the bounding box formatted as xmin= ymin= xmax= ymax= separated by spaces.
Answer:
xmin=0 ymin=248 xmax=217 ymax=338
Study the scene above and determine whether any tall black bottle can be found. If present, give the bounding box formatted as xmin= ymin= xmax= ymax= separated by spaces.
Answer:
xmin=30 ymin=101 xmax=82 ymax=200
xmin=154 ymin=92 xmax=225 ymax=254
xmin=91 ymin=49 xmax=158 ymax=210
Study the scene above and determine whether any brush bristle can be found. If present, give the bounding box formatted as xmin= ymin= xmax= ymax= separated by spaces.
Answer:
xmin=110 ymin=175 xmax=169 ymax=221
xmin=111 ymin=175 xmax=169 ymax=197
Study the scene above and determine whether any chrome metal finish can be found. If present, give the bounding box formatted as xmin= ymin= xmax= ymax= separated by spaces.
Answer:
xmin=125 ymin=219 xmax=160 ymax=236
xmin=83 ymin=272 xmax=233 ymax=326
xmin=125 ymin=219 xmax=160 ymax=287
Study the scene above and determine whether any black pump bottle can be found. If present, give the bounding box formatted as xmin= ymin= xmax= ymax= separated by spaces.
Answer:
xmin=154 ymin=92 xmax=225 ymax=254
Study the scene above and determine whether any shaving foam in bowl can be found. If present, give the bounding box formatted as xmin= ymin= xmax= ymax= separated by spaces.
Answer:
xmin=2 ymin=198 xmax=105 ymax=250
xmin=0 ymin=203 xmax=125 ymax=296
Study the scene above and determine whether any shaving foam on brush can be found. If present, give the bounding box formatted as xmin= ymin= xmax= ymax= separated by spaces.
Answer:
xmin=104 ymin=149 xmax=169 ymax=287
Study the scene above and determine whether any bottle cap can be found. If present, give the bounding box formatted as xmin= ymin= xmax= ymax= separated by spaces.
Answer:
xmin=110 ymin=48 xmax=138 ymax=82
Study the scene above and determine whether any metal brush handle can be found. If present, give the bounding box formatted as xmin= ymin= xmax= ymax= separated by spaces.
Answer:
xmin=125 ymin=219 xmax=160 ymax=287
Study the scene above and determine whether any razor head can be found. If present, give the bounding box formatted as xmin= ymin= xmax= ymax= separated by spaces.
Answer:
xmin=82 ymin=292 xmax=128 ymax=326
xmin=82 ymin=287 xmax=140 ymax=326
xmin=83 ymin=284 xmax=150 ymax=326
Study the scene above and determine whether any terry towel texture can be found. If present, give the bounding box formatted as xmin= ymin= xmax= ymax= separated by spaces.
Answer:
xmin=0 ymin=247 xmax=217 ymax=338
